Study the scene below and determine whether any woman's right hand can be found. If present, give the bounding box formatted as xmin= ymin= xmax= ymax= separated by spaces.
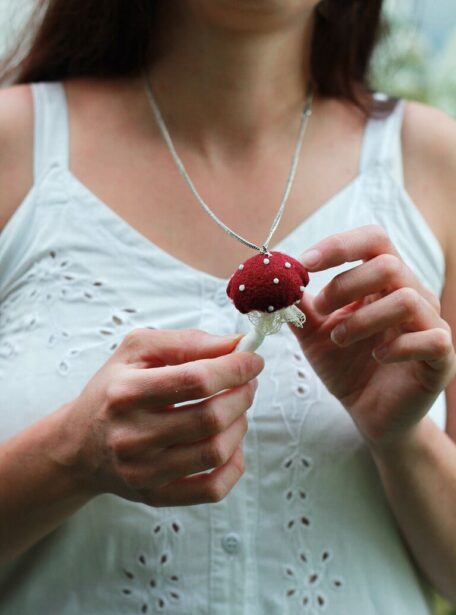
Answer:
xmin=60 ymin=328 xmax=264 ymax=507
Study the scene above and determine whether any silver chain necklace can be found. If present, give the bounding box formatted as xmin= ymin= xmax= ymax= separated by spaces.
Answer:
xmin=143 ymin=70 xmax=313 ymax=255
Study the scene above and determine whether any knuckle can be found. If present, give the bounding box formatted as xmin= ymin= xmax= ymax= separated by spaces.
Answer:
xmin=105 ymin=379 xmax=135 ymax=410
xmin=433 ymin=297 xmax=442 ymax=314
xmin=240 ymin=414 xmax=248 ymax=436
xmin=175 ymin=329 xmax=216 ymax=364
xmin=243 ymin=382 xmax=256 ymax=409
xmin=205 ymin=478 xmax=228 ymax=503
xmin=179 ymin=363 xmax=213 ymax=398
xmin=201 ymin=438 xmax=229 ymax=468
xmin=376 ymin=253 xmax=402 ymax=280
xmin=116 ymin=461 xmax=147 ymax=490
xmin=230 ymin=357 xmax=246 ymax=385
xmin=331 ymin=235 xmax=349 ymax=261
xmin=237 ymin=450 xmax=246 ymax=474
xmin=396 ymin=287 xmax=420 ymax=316
xmin=199 ymin=401 xmax=226 ymax=436
xmin=367 ymin=224 xmax=389 ymax=246
xmin=231 ymin=355 xmax=254 ymax=385
xmin=427 ymin=293 xmax=441 ymax=315
xmin=106 ymin=431 xmax=128 ymax=458
xmin=184 ymin=328 xmax=209 ymax=344
xmin=330 ymin=271 xmax=347 ymax=298
xmin=433 ymin=329 xmax=453 ymax=355
xmin=122 ymin=328 xmax=144 ymax=352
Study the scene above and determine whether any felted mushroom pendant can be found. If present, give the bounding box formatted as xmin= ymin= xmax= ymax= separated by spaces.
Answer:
xmin=226 ymin=250 xmax=310 ymax=352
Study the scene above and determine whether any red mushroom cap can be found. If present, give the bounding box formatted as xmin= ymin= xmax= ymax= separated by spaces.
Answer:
xmin=226 ymin=251 xmax=309 ymax=314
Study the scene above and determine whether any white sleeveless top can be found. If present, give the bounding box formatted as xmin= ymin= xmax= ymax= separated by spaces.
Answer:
xmin=0 ymin=82 xmax=446 ymax=614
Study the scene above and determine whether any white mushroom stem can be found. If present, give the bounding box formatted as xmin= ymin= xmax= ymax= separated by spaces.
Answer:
xmin=235 ymin=328 xmax=265 ymax=353
xmin=234 ymin=304 xmax=306 ymax=353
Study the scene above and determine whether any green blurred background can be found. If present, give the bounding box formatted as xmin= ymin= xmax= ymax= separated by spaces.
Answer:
xmin=0 ymin=0 xmax=455 ymax=612
xmin=371 ymin=0 xmax=456 ymax=117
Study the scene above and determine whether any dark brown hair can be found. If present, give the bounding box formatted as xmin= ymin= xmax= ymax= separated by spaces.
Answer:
xmin=0 ymin=0 xmax=385 ymax=113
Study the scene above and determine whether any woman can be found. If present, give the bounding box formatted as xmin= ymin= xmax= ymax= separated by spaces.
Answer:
xmin=0 ymin=0 xmax=455 ymax=612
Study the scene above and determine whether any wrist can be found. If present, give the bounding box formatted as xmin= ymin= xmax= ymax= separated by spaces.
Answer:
xmin=44 ymin=401 xmax=97 ymax=502
xmin=366 ymin=416 xmax=437 ymax=467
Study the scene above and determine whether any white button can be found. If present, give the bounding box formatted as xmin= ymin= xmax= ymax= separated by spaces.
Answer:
xmin=214 ymin=287 xmax=230 ymax=307
xmin=221 ymin=532 xmax=241 ymax=554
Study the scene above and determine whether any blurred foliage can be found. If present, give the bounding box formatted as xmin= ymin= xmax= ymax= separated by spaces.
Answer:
xmin=435 ymin=594 xmax=456 ymax=615
xmin=370 ymin=0 xmax=456 ymax=116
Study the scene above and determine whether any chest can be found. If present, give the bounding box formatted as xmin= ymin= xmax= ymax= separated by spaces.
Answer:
xmin=71 ymin=138 xmax=447 ymax=284
xmin=66 ymin=84 xmax=449 ymax=281
xmin=69 ymin=92 xmax=367 ymax=279
xmin=77 ymin=164 xmax=361 ymax=277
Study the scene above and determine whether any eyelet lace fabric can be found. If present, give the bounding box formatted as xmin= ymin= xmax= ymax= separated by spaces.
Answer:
xmin=0 ymin=248 xmax=142 ymax=380
xmin=120 ymin=519 xmax=186 ymax=614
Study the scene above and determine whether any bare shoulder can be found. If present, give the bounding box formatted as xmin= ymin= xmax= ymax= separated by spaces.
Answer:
xmin=0 ymin=83 xmax=34 ymax=232
xmin=0 ymin=76 xmax=128 ymax=235
xmin=402 ymin=100 xmax=456 ymax=257
xmin=403 ymin=100 xmax=456 ymax=182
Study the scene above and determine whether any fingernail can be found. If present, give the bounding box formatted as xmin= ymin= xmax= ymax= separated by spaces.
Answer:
xmin=222 ymin=333 xmax=242 ymax=341
xmin=300 ymin=249 xmax=321 ymax=268
xmin=330 ymin=324 xmax=347 ymax=345
xmin=252 ymin=378 xmax=259 ymax=392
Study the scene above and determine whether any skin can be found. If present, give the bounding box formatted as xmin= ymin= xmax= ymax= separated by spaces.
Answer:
xmin=0 ymin=0 xmax=456 ymax=602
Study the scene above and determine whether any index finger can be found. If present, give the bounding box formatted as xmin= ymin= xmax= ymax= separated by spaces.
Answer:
xmin=298 ymin=224 xmax=439 ymax=310
xmin=299 ymin=224 xmax=400 ymax=271
xmin=122 ymin=351 xmax=265 ymax=408
xmin=116 ymin=327 xmax=243 ymax=367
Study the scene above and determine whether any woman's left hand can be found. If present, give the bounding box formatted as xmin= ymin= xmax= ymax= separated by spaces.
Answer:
xmin=291 ymin=225 xmax=456 ymax=451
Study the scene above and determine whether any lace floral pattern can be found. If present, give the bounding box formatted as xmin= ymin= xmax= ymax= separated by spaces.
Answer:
xmin=284 ymin=548 xmax=344 ymax=611
xmin=270 ymin=337 xmax=345 ymax=613
xmin=120 ymin=518 xmax=187 ymax=614
xmin=0 ymin=248 xmax=142 ymax=378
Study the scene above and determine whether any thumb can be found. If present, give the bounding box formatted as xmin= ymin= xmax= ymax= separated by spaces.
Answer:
xmin=288 ymin=291 xmax=326 ymax=342
xmin=116 ymin=328 xmax=243 ymax=367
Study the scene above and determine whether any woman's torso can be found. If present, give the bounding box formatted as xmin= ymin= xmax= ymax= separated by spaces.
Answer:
xmin=0 ymin=80 xmax=447 ymax=614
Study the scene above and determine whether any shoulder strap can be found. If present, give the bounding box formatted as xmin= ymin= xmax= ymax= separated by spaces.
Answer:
xmin=31 ymin=81 xmax=69 ymax=182
xmin=359 ymin=97 xmax=406 ymax=186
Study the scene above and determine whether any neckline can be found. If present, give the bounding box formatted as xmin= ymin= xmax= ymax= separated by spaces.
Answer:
xmin=62 ymin=165 xmax=363 ymax=285
xmin=54 ymin=80 xmax=377 ymax=285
